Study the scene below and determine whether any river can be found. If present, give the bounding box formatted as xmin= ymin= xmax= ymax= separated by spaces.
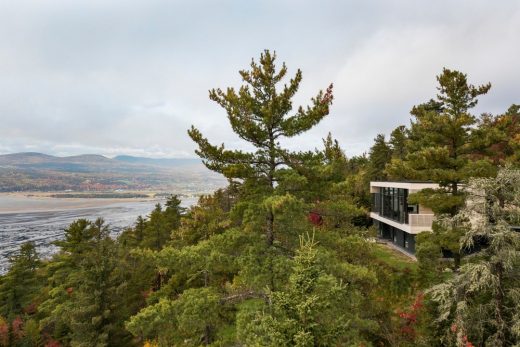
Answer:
xmin=0 ymin=196 xmax=198 ymax=274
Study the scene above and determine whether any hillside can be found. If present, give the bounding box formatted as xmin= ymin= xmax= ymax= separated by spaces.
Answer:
xmin=0 ymin=152 xmax=224 ymax=192
xmin=114 ymin=155 xmax=201 ymax=167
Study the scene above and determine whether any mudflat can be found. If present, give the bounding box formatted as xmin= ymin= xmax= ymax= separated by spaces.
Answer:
xmin=0 ymin=192 xmax=155 ymax=214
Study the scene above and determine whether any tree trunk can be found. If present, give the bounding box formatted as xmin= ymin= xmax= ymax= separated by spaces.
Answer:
xmin=203 ymin=325 xmax=211 ymax=345
xmin=494 ymin=262 xmax=506 ymax=346
xmin=453 ymin=253 xmax=461 ymax=269
xmin=266 ymin=209 xmax=274 ymax=246
xmin=266 ymin=128 xmax=276 ymax=247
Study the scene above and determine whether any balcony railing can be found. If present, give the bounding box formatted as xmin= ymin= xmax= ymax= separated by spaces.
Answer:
xmin=409 ymin=214 xmax=434 ymax=227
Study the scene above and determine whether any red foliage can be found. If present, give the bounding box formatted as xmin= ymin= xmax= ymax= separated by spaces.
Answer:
xmin=321 ymin=83 xmax=334 ymax=105
xmin=44 ymin=338 xmax=62 ymax=347
xmin=450 ymin=323 xmax=458 ymax=333
xmin=411 ymin=293 xmax=424 ymax=311
xmin=11 ymin=316 xmax=24 ymax=340
xmin=399 ymin=311 xmax=417 ymax=323
xmin=462 ymin=335 xmax=474 ymax=347
xmin=0 ymin=320 xmax=8 ymax=347
xmin=308 ymin=212 xmax=323 ymax=226
xmin=142 ymin=288 xmax=153 ymax=299
xmin=23 ymin=302 xmax=38 ymax=315
xmin=397 ymin=293 xmax=424 ymax=340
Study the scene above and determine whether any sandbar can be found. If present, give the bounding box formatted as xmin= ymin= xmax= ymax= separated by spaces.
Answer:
xmin=0 ymin=192 xmax=157 ymax=214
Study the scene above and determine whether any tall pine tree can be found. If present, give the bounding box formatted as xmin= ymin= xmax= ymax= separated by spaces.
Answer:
xmin=188 ymin=50 xmax=333 ymax=246
xmin=387 ymin=68 xmax=495 ymax=266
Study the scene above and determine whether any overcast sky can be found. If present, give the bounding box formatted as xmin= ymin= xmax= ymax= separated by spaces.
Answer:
xmin=0 ymin=0 xmax=518 ymax=158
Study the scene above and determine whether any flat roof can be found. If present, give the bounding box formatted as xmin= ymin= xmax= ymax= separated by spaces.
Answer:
xmin=371 ymin=180 xmax=434 ymax=183
xmin=370 ymin=181 xmax=439 ymax=190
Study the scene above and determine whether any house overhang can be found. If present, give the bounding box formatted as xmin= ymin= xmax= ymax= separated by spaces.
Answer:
xmin=370 ymin=212 xmax=433 ymax=234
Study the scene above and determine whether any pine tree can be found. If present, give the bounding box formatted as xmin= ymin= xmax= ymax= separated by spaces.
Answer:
xmin=368 ymin=134 xmax=392 ymax=181
xmin=174 ymin=192 xmax=231 ymax=246
xmin=237 ymin=233 xmax=375 ymax=346
xmin=163 ymin=194 xmax=184 ymax=230
xmin=69 ymin=218 xmax=118 ymax=347
xmin=134 ymin=215 xmax=146 ymax=244
xmin=142 ymin=204 xmax=170 ymax=250
xmin=188 ymin=50 xmax=333 ymax=246
xmin=472 ymin=104 xmax=520 ymax=166
xmin=389 ymin=125 xmax=408 ymax=160
xmin=428 ymin=168 xmax=520 ymax=346
xmin=39 ymin=219 xmax=95 ymax=342
xmin=388 ymin=68 xmax=493 ymax=209
xmin=0 ymin=243 xmax=40 ymax=318
xmin=387 ymin=68 xmax=495 ymax=266
xmin=39 ymin=219 xmax=124 ymax=346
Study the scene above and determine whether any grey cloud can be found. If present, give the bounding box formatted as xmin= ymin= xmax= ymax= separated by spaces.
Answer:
xmin=0 ymin=0 xmax=518 ymax=158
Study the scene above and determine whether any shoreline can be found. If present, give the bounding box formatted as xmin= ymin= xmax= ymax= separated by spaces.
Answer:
xmin=0 ymin=192 xmax=161 ymax=215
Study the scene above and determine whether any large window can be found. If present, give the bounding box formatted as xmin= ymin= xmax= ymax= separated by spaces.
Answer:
xmin=379 ymin=187 xmax=408 ymax=223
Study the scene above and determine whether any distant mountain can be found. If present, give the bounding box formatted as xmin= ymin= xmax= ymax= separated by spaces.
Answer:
xmin=0 ymin=152 xmax=112 ymax=165
xmin=0 ymin=152 xmax=134 ymax=173
xmin=0 ymin=152 xmax=224 ymax=192
xmin=0 ymin=152 xmax=62 ymax=165
xmin=113 ymin=155 xmax=201 ymax=167
xmin=0 ymin=152 xmax=201 ymax=172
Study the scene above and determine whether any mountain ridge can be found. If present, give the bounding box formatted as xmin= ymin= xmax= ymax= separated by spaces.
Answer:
xmin=0 ymin=152 xmax=222 ymax=192
xmin=0 ymin=152 xmax=199 ymax=166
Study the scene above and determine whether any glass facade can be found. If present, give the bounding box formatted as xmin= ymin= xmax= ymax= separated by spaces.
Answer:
xmin=377 ymin=221 xmax=416 ymax=254
xmin=372 ymin=187 xmax=412 ymax=224
xmin=372 ymin=186 xmax=419 ymax=254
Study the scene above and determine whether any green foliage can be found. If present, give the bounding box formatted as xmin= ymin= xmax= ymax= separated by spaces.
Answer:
xmin=188 ymin=50 xmax=333 ymax=186
xmin=387 ymin=68 xmax=494 ymax=195
xmin=387 ymin=68 xmax=497 ymax=266
xmin=38 ymin=218 xmax=141 ymax=346
xmin=126 ymin=287 xmax=222 ymax=347
xmin=237 ymin=233 xmax=375 ymax=346
xmin=188 ymin=50 xmax=334 ymax=248
xmin=0 ymin=243 xmax=41 ymax=319
xmin=142 ymin=204 xmax=171 ymax=250
xmin=368 ymin=134 xmax=392 ymax=181
xmin=0 ymin=60 xmax=515 ymax=347
xmin=174 ymin=193 xmax=231 ymax=246
xmin=427 ymin=168 xmax=520 ymax=346
xmin=390 ymin=125 xmax=408 ymax=161
xmin=472 ymin=104 xmax=520 ymax=166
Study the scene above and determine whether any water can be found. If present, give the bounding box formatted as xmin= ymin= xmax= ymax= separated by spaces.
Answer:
xmin=0 ymin=197 xmax=198 ymax=274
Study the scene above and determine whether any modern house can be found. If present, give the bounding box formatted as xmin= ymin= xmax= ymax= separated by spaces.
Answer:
xmin=370 ymin=181 xmax=438 ymax=254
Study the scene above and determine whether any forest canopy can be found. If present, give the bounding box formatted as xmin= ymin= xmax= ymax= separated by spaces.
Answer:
xmin=0 ymin=51 xmax=518 ymax=347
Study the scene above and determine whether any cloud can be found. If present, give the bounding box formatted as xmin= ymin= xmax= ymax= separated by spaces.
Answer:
xmin=0 ymin=1 xmax=518 ymax=158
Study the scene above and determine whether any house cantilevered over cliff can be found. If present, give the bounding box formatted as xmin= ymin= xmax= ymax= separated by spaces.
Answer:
xmin=370 ymin=181 xmax=439 ymax=254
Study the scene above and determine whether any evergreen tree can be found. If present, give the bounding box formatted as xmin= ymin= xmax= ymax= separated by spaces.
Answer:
xmin=163 ymin=195 xmax=184 ymax=230
xmin=40 ymin=219 xmax=124 ymax=346
xmin=0 ymin=243 xmax=40 ymax=319
xmin=69 ymin=219 xmax=118 ymax=347
xmin=188 ymin=50 xmax=333 ymax=246
xmin=387 ymin=68 xmax=495 ymax=266
xmin=134 ymin=215 xmax=146 ymax=244
xmin=472 ymin=104 xmax=520 ymax=166
xmin=39 ymin=219 xmax=95 ymax=342
xmin=174 ymin=193 xmax=231 ymax=246
xmin=142 ymin=204 xmax=169 ymax=250
xmin=138 ymin=197 xmax=183 ymax=250
xmin=237 ymin=233 xmax=375 ymax=346
xmin=368 ymin=134 xmax=392 ymax=181
xmin=388 ymin=68 xmax=493 ymax=209
xmin=428 ymin=168 xmax=520 ymax=346
xmin=389 ymin=125 xmax=408 ymax=160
